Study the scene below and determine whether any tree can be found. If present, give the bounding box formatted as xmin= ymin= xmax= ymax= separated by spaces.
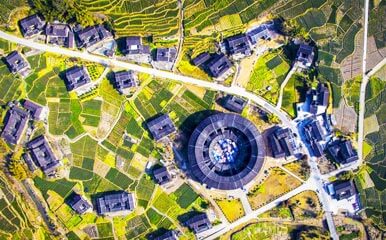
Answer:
xmin=8 ymin=157 xmax=27 ymax=180
xmin=267 ymin=113 xmax=280 ymax=124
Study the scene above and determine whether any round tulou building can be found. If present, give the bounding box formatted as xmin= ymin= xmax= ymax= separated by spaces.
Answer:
xmin=188 ymin=113 xmax=265 ymax=190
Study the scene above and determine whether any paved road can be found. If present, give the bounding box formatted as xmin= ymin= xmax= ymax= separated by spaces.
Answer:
xmin=357 ymin=0 xmax=370 ymax=165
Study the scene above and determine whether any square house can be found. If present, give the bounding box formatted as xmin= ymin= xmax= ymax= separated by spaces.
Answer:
xmin=95 ymin=191 xmax=135 ymax=216
xmin=45 ymin=23 xmax=74 ymax=48
xmin=123 ymin=36 xmax=150 ymax=55
xmin=222 ymin=95 xmax=247 ymax=114
xmin=113 ymin=71 xmax=138 ymax=94
xmin=206 ymin=53 xmax=233 ymax=80
xmin=154 ymin=48 xmax=177 ymax=63
xmin=185 ymin=213 xmax=212 ymax=234
xmin=4 ymin=51 xmax=31 ymax=75
xmin=1 ymin=106 xmax=29 ymax=145
xmin=153 ymin=230 xmax=178 ymax=240
xmin=19 ymin=14 xmax=45 ymax=38
xmin=328 ymin=181 xmax=357 ymax=200
xmin=67 ymin=192 xmax=92 ymax=214
xmin=247 ymin=21 xmax=279 ymax=46
xmin=147 ymin=114 xmax=176 ymax=141
xmin=269 ymin=127 xmax=295 ymax=158
xmin=64 ymin=66 xmax=91 ymax=91
xmin=327 ymin=139 xmax=358 ymax=165
xmin=296 ymin=44 xmax=314 ymax=69
xmin=222 ymin=34 xmax=251 ymax=58
xmin=23 ymin=99 xmax=45 ymax=121
xmin=27 ymin=135 xmax=61 ymax=176
xmin=153 ymin=166 xmax=171 ymax=185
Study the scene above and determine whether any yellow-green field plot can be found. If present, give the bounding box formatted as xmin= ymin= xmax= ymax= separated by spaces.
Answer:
xmin=247 ymin=168 xmax=302 ymax=209
xmin=216 ymin=198 xmax=245 ymax=222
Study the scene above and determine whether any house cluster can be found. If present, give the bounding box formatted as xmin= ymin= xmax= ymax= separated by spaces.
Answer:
xmin=268 ymin=127 xmax=298 ymax=159
xmin=3 ymin=51 xmax=31 ymax=78
xmin=327 ymin=180 xmax=360 ymax=213
xmin=19 ymin=14 xmax=114 ymax=55
xmin=192 ymin=21 xmax=280 ymax=81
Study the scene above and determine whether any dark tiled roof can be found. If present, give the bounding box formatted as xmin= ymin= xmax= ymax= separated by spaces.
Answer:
xmin=22 ymin=153 xmax=37 ymax=172
xmin=192 ymin=52 xmax=211 ymax=66
xmin=269 ymin=128 xmax=295 ymax=158
xmin=327 ymin=139 xmax=358 ymax=164
xmin=1 ymin=106 xmax=29 ymax=145
xmin=308 ymin=83 xmax=329 ymax=114
xmin=64 ymin=66 xmax=91 ymax=91
xmin=123 ymin=36 xmax=150 ymax=55
xmin=304 ymin=120 xmax=324 ymax=142
xmin=95 ymin=191 xmax=135 ymax=215
xmin=23 ymin=99 xmax=43 ymax=120
xmin=207 ymin=53 xmax=232 ymax=78
xmin=247 ymin=22 xmax=278 ymax=45
xmin=19 ymin=14 xmax=45 ymax=38
xmin=113 ymin=71 xmax=137 ymax=92
xmin=155 ymin=48 xmax=177 ymax=62
xmin=296 ymin=44 xmax=314 ymax=67
xmin=153 ymin=166 xmax=171 ymax=185
xmin=147 ymin=114 xmax=176 ymax=141
xmin=76 ymin=25 xmax=112 ymax=48
xmin=27 ymin=135 xmax=60 ymax=175
xmin=4 ymin=51 xmax=30 ymax=74
xmin=68 ymin=193 xmax=92 ymax=214
xmin=310 ymin=140 xmax=323 ymax=157
xmin=223 ymin=34 xmax=251 ymax=56
xmin=185 ymin=213 xmax=212 ymax=234
xmin=333 ymin=181 xmax=356 ymax=200
xmin=223 ymin=95 xmax=246 ymax=113
xmin=45 ymin=23 xmax=69 ymax=37
xmin=153 ymin=230 xmax=178 ymax=240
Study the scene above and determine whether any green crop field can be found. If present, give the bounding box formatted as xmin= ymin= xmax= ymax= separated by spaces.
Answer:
xmin=354 ymin=76 xmax=386 ymax=230
xmin=172 ymin=183 xmax=199 ymax=209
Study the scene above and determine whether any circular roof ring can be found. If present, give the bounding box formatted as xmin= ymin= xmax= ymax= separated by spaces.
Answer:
xmin=188 ymin=113 xmax=265 ymax=190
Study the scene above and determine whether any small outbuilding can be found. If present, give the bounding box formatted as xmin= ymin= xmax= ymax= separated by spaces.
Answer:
xmin=296 ymin=44 xmax=314 ymax=69
xmin=153 ymin=166 xmax=171 ymax=185
xmin=67 ymin=193 xmax=92 ymax=214
xmin=222 ymin=95 xmax=247 ymax=113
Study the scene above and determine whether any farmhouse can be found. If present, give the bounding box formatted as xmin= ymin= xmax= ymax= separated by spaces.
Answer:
xmin=153 ymin=166 xmax=171 ymax=185
xmin=327 ymin=139 xmax=358 ymax=164
xmin=4 ymin=51 xmax=31 ymax=75
xmin=27 ymin=135 xmax=61 ymax=175
xmin=153 ymin=230 xmax=178 ymax=240
xmin=328 ymin=181 xmax=357 ymax=200
xmin=1 ymin=106 xmax=29 ymax=145
xmin=45 ymin=23 xmax=74 ymax=48
xmin=123 ymin=36 xmax=150 ymax=55
xmin=304 ymin=120 xmax=325 ymax=157
xmin=23 ymin=99 xmax=45 ymax=120
xmin=247 ymin=21 xmax=279 ymax=45
xmin=64 ymin=66 xmax=91 ymax=91
xmin=19 ymin=14 xmax=45 ymax=38
xmin=308 ymin=83 xmax=329 ymax=115
xmin=296 ymin=44 xmax=314 ymax=69
xmin=67 ymin=193 xmax=92 ymax=214
xmin=147 ymin=114 xmax=176 ymax=141
xmin=154 ymin=48 xmax=177 ymax=62
xmin=222 ymin=95 xmax=247 ymax=113
xmin=222 ymin=34 xmax=251 ymax=58
xmin=113 ymin=71 xmax=137 ymax=94
xmin=192 ymin=52 xmax=211 ymax=66
xmin=76 ymin=25 xmax=113 ymax=49
xmin=206 ymin=53 xmax=233 ymax=80
xmin=95 ymin=191 xmax=135 ymax=215
xmin=185 ymin=213 xmax=212 ymax=234
xmin=269 ymin=127 xmax=295 ymax=158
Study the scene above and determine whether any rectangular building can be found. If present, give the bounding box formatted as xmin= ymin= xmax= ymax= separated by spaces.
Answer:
xmin=327 ymin=139 xmax=358 ymax=164
xmin=122 ymin=36 xmax=150 ymax=55
xmin=185 ymin=213 xmax=212 ymax=234
xmin=154 ymin=48 xmax=177 ymax=62
xmin=23 ymin=99 xmax=45 ymax=120
xmin=113 ymin=71 xmax=137 ymax=94
xmin=207 ymin=53 xmax=232 ymax=79
xmin=223 ymin=34 xmax=251 ymax=57
xmin=1 ymin=106 xmax=29 ymax=145
xmin=223 ymin=95 xmax=247 ymax=113
xmin=76 ymin=25 xmax=113 ymax=49
xmin=153 ymin=166 xmax=171 ymax=185
xmin=95 ymin=191 xmax=135 ymax=215
xmin=269 ymin=127 xmax=295 ymax=158
xmin=67 ymin=192 xmax=92 ymax=214
xmin=46 ymin=23 xmax=74 ymax=48
xmin=247 ymin=21 xmax=279 ymax=45
xmin=296 ymin=44 xmax=314 ymax=69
